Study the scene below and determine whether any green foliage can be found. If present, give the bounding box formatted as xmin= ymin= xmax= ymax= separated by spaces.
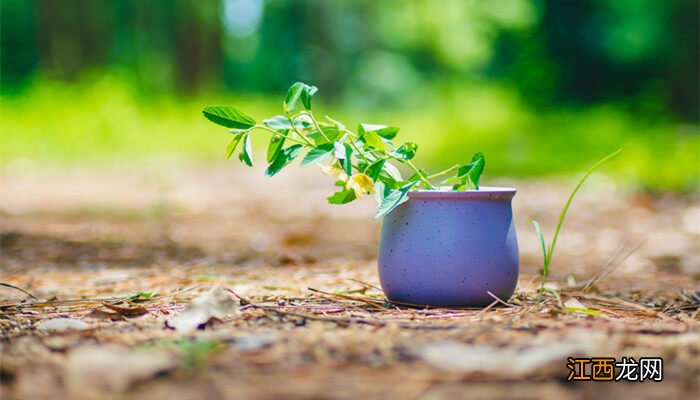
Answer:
xmin=202 ymin=106 xmax=255 ymax=130
xmin=284 ymin=82 xmax=318 ymax=114
xmin=529 ymin=149 xmax=621 ymax=303
xmin=4 ymin=75 xmax=695 ymax=193
xmin=391 ymin=142 xmax=418 ymax=160
xmin=300 ymin=143 xmax=335 ymax=167
xmin=374 ymin=181 xmax=419 ymax=219
xmin=225 ymin=134 xmax=244 ymax=160
xmin=265 ymin=144 xmax=303 ymax=177
xmin=327 ymin=188 xmax=357 ymax=204
xmin=364 ymin=159 xmax=386 ymax=181
xmin=238 ymin=132 xmax=254 ymax=166
xmin=129 ymin=291 xmax=155 ymax=302
xmin=202 ymin=83 xmax=486 ymax=218
xmin=266 ymin=133 xmax=286 ymax=162
xmin=334 ymin=141 xmax=354 ymax=176
xmin=445 ymin=151 xmax=486 ymax=190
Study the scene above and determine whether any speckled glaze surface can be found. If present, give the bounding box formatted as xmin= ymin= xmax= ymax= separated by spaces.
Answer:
xmin=378 ymin=187 xmax=519 ymax=307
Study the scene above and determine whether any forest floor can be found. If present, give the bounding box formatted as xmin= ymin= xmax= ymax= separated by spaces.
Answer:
xmin=1 ymin=165 xmax=698 ymax=400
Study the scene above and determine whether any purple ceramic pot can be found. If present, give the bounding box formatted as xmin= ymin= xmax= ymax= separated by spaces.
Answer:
xmin=378 ymin=187 xmax=519 ymax=307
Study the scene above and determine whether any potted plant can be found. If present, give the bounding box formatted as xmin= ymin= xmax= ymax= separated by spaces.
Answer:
xmin=202 ymin=82 xmax=518 ymax=307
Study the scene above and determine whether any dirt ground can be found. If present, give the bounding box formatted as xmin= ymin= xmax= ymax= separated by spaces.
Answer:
xmin=1 ymin=164 xmax=698 ymax=400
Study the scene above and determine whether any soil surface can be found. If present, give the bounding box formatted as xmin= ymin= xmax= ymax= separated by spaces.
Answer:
xmin=1 ymin=165 xmax=698 ymax=400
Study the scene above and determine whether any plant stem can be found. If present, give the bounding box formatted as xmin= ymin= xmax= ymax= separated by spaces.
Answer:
xmin=300 ymin=111 xmax=330 ymax=142
xmin=392 ymin=156 xmax=436 ymax=189
xmin=348 ymin=138 xmax=371 ymax=165
xmin=285 ymin=116 xmax=315 ymax=146
xmin=336 ymin=127 xmax=371 ymax=165
xmin=255 ymin=125 xmax=308 ymax=146
xmin=427 ymin=164 xmax=459 ymax=180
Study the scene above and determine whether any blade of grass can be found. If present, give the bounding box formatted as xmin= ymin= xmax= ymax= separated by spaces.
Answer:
xmin=544 ymin=149 xmax=622 ymax=269
xmin=528 ymin=220 xmax=549 ymax=303
xmin=531 ymin=149 xmax=622 ymax=303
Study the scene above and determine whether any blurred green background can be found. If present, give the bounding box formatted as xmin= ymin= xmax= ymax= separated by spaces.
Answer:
xmin=1 ymin=0 xmax=698 ymax=190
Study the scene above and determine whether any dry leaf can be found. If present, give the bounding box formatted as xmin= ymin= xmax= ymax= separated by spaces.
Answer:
xmin=166 ymin=288 xmax=238 ymax=333
xmin=102 ymin=302 xmax=148 ymax=316
xmin=563 ymin=296 xmax=587 ymax=309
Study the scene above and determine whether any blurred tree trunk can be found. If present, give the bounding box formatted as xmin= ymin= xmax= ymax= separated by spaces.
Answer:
xmin=33 ymin=0 xmax=113 ymax=79
xmin=172 ymin=0 xmax=223 ymax=92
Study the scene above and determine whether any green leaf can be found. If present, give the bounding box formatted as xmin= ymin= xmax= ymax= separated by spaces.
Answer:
xmin=457 ymin=151 xmax=486 ymax=189
xmin=225 ymin=133 xmax=244 ymax=160
xmin=376 ymin=161 xmax=402 ymax=188
xmin=359 ymin=130 xmax=386 ymax=151
xmin=359 ymin=123 xmax=400 ymax=140
xmin=364 ymin=159 xmax=386 ymax=181
xmin=327 ymin=188 xmax=357 ymax=205
xmin=263 ymin=115 xmax=311 ymax=131
xmin=301 ymin=85 xmax=318 ymax=109
xmin=391 ymin=142 xmax=418 ymax=160
xmin=300 ymin=143 xmax=335 ymax=167
xmin=334 ymin=141 xmax=353 ymax=176
xmin=284 ymin=82 xmax=317 ymax=113
xmin=375 ymin=181 xmax=419 ymax=219
xmin=265 ymin=144 xmax=303 ymax=177
xmin=239 ymin=132 xmax=254 ymax=166
xmin=374 ymin=180 xmax=391 ymax=204
xmin=284 ymin=82 xmax=304 ymax=114
xmin=307 ymin=126 xmax=342 ymax=145
xmin=528 ymin=220 xmax=548 ymax=268
xmin=263 ymin=116 xmax=293 ymax=130
xmin=267 ymin=133 xmax=286 ymax=163
xmin=130 ymin=291 xmax=155 ymax=302
xmin=203 ymin=106 xmax=256 ymax=129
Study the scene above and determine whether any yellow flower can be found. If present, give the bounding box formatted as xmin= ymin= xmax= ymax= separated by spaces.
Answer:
xmin=319 ymin=163 xmax=348 ymax=182
xmin=346 ymin=173 xmax=375 ymax=198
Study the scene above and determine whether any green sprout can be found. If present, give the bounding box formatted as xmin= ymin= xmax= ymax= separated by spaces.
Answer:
xmin=529 ymin=149 xmax=622 ymax=303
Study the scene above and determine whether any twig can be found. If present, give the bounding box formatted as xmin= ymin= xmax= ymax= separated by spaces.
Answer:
xmin=256 ymin=305 xmax=468 ymax=330
xmin=307 ymin=287 xmax=387 ymax=310
xmin=487 ymin=291 xmax=514 ymax=307
xmin=0 ymin=283 xmax=38 ymax=299
xmin=578 ymin=293 xmax=674 ymax=320
xmin=0 ymin=285 xmax=201 ymax=309
xmin=346 ymin=279 xmax=382 ymax=292
xmin=229 ymin=287 xmax=470 ymax=330
xmin=579 ymin=240 xmax=646 ymax=294
xmin=475 ymin=300 xmax=499 ymax=318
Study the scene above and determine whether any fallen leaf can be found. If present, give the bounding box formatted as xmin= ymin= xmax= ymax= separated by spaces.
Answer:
xmin=36 ymin=318 xmax=89 ymax=332
xmin=166 ymin=288 xmax=239 ymax=333
xmin=102 ymin=302 xmax=148 ymax=316
xmin=66 ymin=345 xmax=178 ymax=395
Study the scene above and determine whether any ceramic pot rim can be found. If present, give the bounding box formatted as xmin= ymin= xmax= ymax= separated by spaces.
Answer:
xmin=407 ymin=186 xmax=516 ymax=200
